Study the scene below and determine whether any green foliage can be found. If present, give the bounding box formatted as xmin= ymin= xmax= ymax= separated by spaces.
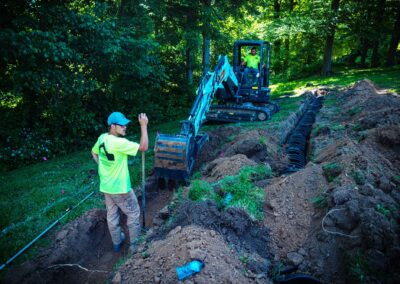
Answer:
xmin=375 ymin=203 xmax=391 ymax=218
xmin=187 ymin=165 xmax=270 ymax=220
xmin=0 ymin=128 xmax=52 ymax=171
xmin=219 ymin=165 xmax=269 ymax=220
xmin=188 ymin=180 xmax=214 ymax=201
xmin=356 ymin=131 xmax=368 ymax=143
xmin=331 ymin=123 xmax=345 ymax=131
xmin=311 ymin=193 xmax=328 ymax=208
xmin=0 ymin=0 xmax=166 ymax=170
xmin=322 ymin=162 xmax=342 ymax=182
xmin=239 ymin=255 xmax=250 ymax=264
xmin=349 ymin=106 xmax=363 ymax=116
xmin=350 ymin=169 xmax=365 ymax=185
xmin=346 ymin=251 xmax=369 ymax=283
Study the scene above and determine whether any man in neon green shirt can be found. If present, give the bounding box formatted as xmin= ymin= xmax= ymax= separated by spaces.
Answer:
xmin=241 ymin=47 xmax=262 ymax=85
xmin=91 ymin=112 xmax=148 ymax=252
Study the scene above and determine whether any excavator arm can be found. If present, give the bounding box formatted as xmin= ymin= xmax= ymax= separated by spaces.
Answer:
xmin=154 ymin=55 xmax=238 ymax=181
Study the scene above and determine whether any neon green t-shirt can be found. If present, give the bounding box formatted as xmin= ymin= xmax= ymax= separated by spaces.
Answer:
xmin=92 ymin=133 xmax=139 ymax=194
xmin=244 ymin=54 xmax=260 ymax=69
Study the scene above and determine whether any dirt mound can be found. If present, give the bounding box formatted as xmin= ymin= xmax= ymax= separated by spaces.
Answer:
xmin=264 ymin=163 xmax=328 ymax=260
xmin=302 ymin=80 xmax=400 ymax=283
xmin=114 ymin=224 xmax=271 ymax=284
xmin=222 ymin=129 xmax=288 ymax=173
xmin=202 ymin=154 xmax=257 ymax=182
xmin=195 ymin=126 xmax=241 ymax=168
xmin=149 ymin=200 xmax=273 ymax=274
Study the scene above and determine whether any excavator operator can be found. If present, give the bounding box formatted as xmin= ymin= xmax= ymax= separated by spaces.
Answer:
xmin=241 ymin=47 xmax=263 ymax=86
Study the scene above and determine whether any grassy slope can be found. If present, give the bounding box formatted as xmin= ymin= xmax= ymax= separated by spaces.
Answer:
xmin=0 ymin=66 xmax=399 ymax=270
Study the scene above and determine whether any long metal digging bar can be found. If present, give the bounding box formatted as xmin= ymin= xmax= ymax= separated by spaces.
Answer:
xmin=0 ymin=191 xmax=95 ymax=272
xmin=141 ymin=151 xmax=146 ymax=229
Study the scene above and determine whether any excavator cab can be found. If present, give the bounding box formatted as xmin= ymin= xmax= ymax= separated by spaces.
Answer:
xmin=208 ymin=40 xmax=278 ymax=122
xmin=233 ymin=40 xmax=271 ymax=102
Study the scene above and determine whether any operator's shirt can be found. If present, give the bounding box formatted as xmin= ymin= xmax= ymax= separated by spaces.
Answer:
xmin=244 ymin=54 xmax=260 ymax=69
xmin=92 ymin=133 xmax=139 ymax=194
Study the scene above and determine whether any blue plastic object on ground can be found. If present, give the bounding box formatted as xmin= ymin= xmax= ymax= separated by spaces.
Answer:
xmin=176 ymin=259 xmax=205 ymax=281
xmin=223 ymin=192 xmax=233 ymax=206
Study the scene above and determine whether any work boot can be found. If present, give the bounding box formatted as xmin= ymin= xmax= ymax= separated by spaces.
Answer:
xmin=113 ymin=231 xmax=125 ymax=252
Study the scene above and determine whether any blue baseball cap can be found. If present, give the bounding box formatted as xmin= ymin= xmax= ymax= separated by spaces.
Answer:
xmin=107 ymin=112 xmax=131 ymax=126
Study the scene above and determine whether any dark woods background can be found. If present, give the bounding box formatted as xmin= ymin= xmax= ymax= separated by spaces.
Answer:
xmin=1 ymin=0 xmax=399 ymax=170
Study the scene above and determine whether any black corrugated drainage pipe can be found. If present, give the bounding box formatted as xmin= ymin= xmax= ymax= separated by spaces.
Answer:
xmin=283 ymin=96 xmax=323 ymax=174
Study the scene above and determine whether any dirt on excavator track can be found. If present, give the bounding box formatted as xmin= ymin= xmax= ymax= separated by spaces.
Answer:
xmin=4 ymin=79 xmax=400 ymax=284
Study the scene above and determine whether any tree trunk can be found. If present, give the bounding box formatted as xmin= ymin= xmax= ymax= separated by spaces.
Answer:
xmin=283 ymin=39 xmax=290 ymax=71
xmin=371 ymin=0 xmax=386 ymax=67
xmin=202 ymin=0 xmax=211 ymax=74
xmin=186 ymin=48 xmax=193 ymax=85
xmin=22 ymin=90 xmax=37 ymax=128
xmin=273 ymin=0 xmax=281 ymax=73
xmin=202 ymin=34 xmax=210 ymax=74
xmin=360 ymin=39 xmax=369 ymax=67
xmin=283 ymin=0 xmax=295 ymax=71
xmin=371 ymin=41 xmax=380 ymax=67
xmin=322 ymin=0 xmax=340 ymax=75
xmin=387 ymin=5 xmax=400 ymax=66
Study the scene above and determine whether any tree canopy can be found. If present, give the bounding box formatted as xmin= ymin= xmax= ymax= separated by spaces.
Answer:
xmin=0 ymin=0 xmax=399 ymax=170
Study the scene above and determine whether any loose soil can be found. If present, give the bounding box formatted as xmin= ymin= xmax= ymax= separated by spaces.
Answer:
xmin=4 ymin=79 xmax=400 ymax=284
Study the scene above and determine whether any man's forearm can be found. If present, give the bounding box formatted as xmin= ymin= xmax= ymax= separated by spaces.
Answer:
xmin=139 ymin=125 xmax=148 ymax=151
xmin=91 ymin=151 xmax=99 ymax=164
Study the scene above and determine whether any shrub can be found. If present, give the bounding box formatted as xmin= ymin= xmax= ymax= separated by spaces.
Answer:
xmin=311 ymin=193 xmax=328 ymax=208
xmin=0 ymin=128 xmax=53 ymax=171
xmin=188 ymin=180 xmax=214 ymax=201
xmin=322 ymin=162 xmax=342 ymax=182
xmin=350 ymin=169 xmax=365 ymax=185
xmin=187 ymin=165 xmax=270 ymax=220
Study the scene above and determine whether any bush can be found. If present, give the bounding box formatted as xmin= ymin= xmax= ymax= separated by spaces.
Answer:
xmin=0 ymin=128 xmax=53 ymax=171
xmin=322 ymin=162 xmax=342 ymax=182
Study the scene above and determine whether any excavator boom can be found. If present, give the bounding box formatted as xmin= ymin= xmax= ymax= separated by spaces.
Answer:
xmin=154 ymin=55 xmax=237 ymax=181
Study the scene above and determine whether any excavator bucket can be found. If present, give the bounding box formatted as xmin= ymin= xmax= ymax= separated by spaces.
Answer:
xmin=154 ymin=134 xmax=191 ymax=181
xmin=154 ymin=132 xmax=208 ymax=181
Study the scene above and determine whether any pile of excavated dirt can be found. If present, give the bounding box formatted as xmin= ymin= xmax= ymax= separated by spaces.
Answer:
xmin=5 ymin=79 xmax=399 ymax=284
xmin=116 ymin=201 xmax=274 ymax=283
xmin=264 ymin=163 xmax=328 ymax=260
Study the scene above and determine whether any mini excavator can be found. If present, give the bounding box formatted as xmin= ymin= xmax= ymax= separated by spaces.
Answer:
xmin=154 ymin=40 xmax=279 ymax=181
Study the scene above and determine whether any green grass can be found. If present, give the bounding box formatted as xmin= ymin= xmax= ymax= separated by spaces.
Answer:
xmin=270 ymin=65 xmax=400 ymax=96
xmin=322 ymin=162 xmax=342 ymax=182
xmin=345 ymin=251 xmax=369 ymax=283
xmin=311 ymin=193 xmax=328 ymax=208
xmin=0 ymin=152 xmax=104 ymax=267
xmin=188 ymin=165 xmax=272 ymax=220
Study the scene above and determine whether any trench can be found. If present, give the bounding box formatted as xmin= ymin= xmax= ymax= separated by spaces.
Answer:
xmin=283 ymin=95 xmax=324 ymax=174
